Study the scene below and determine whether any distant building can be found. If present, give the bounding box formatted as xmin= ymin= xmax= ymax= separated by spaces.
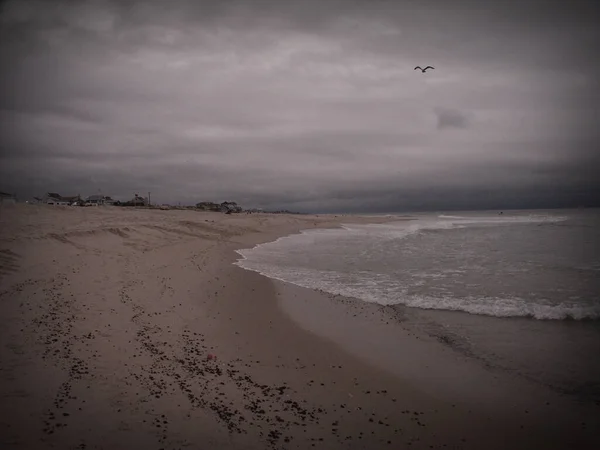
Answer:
xmin=86 ymin=194 xmax=104 ymax=205
xmin=196 ymin=201 xmax=221 ymax=211
xmin=85 ymin=195 xmax=115 ymax=206
xmin=195 ymin=201 xmax=243 ymax=213
xmin=0 ymin=191 xmax=16 ymax=205
xmin=130 ymin=194 xmax=148 ymax=206
xmin=45 ymin=193 xmax=66 ymax=205
xmin=219 ymin=201 xmax=242 ymax=213
xmin=43 ymin=193 xmax=80 ymax=205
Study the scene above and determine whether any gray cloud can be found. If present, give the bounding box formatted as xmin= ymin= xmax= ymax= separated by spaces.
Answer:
xmin=0 ymin=0 xmax=599 ymax=212
xmin=435 ymin=108 xmax=470 ymax=130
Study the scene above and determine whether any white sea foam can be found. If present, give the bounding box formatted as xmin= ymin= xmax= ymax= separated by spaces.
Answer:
xmin=402 ymin=294 xmax=600 ymax=320
xmin=234 ymin=257 xmax=600 ymax=320
xmin=438 ymin=215 xmax=467 ymax=220
xmin=234 ymin=213 xmax=599 ymax=321
xmin=437 ymin=214 xmax=568 ymax=225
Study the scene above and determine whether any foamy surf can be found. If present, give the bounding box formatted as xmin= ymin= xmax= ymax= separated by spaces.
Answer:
xmin=234 ymin=257 xmax=600 ymax=320
xmin=234 ymin=211 xmax=599 ymax=321
xmin=437 ymin=214 xmax=569 ymax=224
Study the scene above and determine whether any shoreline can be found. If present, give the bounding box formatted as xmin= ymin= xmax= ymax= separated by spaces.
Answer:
xmin=231 ymin=214 xmax=600 ymax=448
xmin=1 ymin=205 xmax=598 ymax=449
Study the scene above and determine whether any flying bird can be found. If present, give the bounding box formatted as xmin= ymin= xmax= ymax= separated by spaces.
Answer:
xmin=414 ymin=66 xmax=434 ymax=73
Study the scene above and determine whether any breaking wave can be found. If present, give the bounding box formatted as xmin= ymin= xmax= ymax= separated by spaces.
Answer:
xmin=233 ymin=258 xmax=600 ymax=321
xmin=234 ymin=213 xmax=597 ymax=321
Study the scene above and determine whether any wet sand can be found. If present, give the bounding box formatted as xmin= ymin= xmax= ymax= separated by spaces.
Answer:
xmin=0 ymin=204 xmax=598 ymax=449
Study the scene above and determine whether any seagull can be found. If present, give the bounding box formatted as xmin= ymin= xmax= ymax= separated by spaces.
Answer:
xmin=414 ymin=66 xmax=434 ymax=73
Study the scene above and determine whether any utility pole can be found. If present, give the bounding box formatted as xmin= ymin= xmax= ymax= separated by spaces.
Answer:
xmin=148 ymin=192 xmax=151 ymax=207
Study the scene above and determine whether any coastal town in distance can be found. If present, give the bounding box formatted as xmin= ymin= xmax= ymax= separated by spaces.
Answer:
xmin=1 ymin=191 xmax=301 ymax=214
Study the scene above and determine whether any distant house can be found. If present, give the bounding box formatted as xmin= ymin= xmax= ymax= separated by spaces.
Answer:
xmin=126 ymin=194 xmax=148 ymax=206
xmin=195 ymin=201 xmax=242 ymax=213
xmin=220 ymin=201 xmax=242 ymax=213
xmin=44 ymin=193 xmax=80 ymax=205
xmin=62 ymin=196 xmax=81 ymax=204
xmin=86 ymin=194 xmax=104 ymax=205
xmin=0 ymin=191 xmax=16 ymax=205
xmin=196 ymin=201 xmax=221 ymax=211
xmin=45 ymin=193 xmax=64 ymax=205
xmin=86 ymin=195 xmax=116 ymax=206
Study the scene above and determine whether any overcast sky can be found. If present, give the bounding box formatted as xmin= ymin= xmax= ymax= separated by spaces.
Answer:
xmin=1 ymin=0 xmax=599 ymax=212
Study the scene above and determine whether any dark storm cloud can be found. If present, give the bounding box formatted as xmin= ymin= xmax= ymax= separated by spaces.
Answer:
xmin=0 ymin=0 xmax=599 ymax=211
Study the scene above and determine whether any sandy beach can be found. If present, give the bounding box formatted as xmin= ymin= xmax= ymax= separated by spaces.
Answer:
xmin=1 ymin=204 xmax=598 ymax=450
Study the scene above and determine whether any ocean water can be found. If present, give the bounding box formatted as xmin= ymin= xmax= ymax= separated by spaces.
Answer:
xmin=235 ymin=209 xmax=600 ymax=402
